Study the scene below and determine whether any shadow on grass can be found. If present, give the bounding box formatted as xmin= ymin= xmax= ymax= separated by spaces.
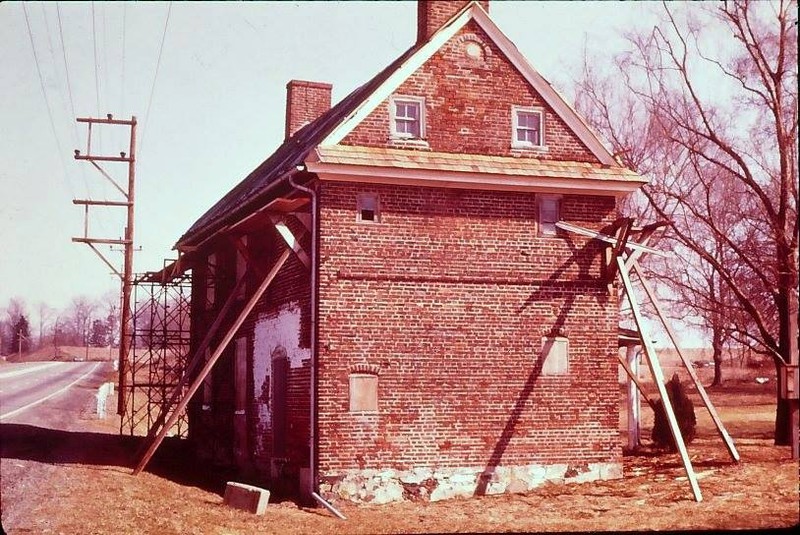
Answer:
xmin=0 ymin=423 xmax=230 ymax=495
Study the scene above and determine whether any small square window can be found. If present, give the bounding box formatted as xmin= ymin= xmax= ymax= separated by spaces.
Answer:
xmin=357 ymin=193 xmax=381 ymax=223
xmin=541 ymin=337 xmax=569 ymax=375
xmin=349 ymin=374 xmax=378 ymax=412
xmin=390 ymin=96 xmax=425 ymax=139
xmin=538 ymin=195 xmax=561 ymax=236
xmin=512 ymin=106 xmax=545 ymax=149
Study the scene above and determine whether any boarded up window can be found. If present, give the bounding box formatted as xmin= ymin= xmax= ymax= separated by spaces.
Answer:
xmin=349 ymin=373 xmax=378 ymax=412
xmin=272 ymin=353 xmax=289 ymax=456
xmin=541 ymin=337 xmax=569 ymax=375
xmin=234 ymin=337 xmax=247 ymax=413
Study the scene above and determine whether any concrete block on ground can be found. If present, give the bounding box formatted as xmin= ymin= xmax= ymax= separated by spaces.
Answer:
xmin=223 ymin=481 xmax=270 ymax=515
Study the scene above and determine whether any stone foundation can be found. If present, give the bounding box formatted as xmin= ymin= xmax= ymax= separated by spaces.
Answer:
xmin=319 ymin=462 xmax=623 ymax=504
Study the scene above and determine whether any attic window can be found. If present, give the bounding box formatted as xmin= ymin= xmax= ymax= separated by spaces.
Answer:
xmin=512 ymin=106 xmax=545 ymax=149
xmin=390 ymin=96 xmax=425 ymax=139
xmin=538 ymin=195 xmax=561 ymax=236
xmin=357 ymin=193 xmax=381 ymax=223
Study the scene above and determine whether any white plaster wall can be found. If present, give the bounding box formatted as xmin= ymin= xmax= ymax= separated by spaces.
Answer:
xmin=252 ymin=302 xmax=310 ymax=458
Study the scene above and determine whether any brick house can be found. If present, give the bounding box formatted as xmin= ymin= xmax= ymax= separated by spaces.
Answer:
xmin=175 ymin=0 xmax=646 ymax=503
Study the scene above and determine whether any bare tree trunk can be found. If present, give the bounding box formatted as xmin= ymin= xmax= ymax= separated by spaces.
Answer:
xmin=774 ymin=362 xmax=791 ymax=445
xmin=711 ymin=330 xmax=724 ymax=387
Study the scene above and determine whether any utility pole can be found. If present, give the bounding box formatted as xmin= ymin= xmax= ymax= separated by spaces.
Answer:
xmin=72 ymin=114 xmax=137 ymax=416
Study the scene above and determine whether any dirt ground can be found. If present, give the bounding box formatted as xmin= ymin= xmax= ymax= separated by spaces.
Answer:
xmin=1 ymin=372 xmax=798 ymax=534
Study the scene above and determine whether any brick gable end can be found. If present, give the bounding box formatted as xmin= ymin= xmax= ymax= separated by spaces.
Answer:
xmin=342 ymin=20 xmax=599 ymax=163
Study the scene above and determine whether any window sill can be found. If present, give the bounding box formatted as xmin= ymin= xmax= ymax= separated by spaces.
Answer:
xmin=511 ymin=144 xmax=549 ymax=155
xmin=389 ymin=137 xmax=431 ymax=150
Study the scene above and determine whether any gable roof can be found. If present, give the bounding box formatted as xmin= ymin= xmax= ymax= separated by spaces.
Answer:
xmin=176 ymin=44 xmax=422 ymax=248
xmin=177 ymin=1 xmax=632 ymax=249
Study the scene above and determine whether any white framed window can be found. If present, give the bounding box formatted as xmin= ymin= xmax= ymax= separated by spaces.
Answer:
xmin=357 ymin=193 xmax=381 ymax=223
xmin=541 ymin=336 xmax=569 ymax=376
xmin=512 ymin=106 xmax=545 ymax=149
xmin=390 ymin=96 xmax=425 ymax=139
xmin=538 ymin=195 xmax=561 ymax=236
xmin=349 ymin=373 xmax=378 ymax=412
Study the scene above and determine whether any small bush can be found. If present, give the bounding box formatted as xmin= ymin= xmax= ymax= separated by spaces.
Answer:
xmin=651 ymin=373 xmax=696 ymax=451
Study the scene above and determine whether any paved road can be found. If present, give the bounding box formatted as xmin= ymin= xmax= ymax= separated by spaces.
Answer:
xmin=0 ymin=361 xmax=105 ymax=421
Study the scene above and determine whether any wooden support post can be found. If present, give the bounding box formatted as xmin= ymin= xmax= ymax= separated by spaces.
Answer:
xmin=617 ymin=353 xmax=654 ymax=409
xmin=140 ymin=270 xmax=250 ymax=444
xmin=133 ymin=248 xmax=291 ymax=475
xmin=626 ymin=346 xmax=642 ymax=449
xmin=269 ymin=215 xmax=310 ymax=269
xmin=630 ymin=261 xmax=740 ymax=463
xmin=617 ymin=257 xmax=703 ymax=502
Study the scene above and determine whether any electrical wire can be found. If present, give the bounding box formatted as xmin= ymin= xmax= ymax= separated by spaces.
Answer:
xmin=56 ymin=3 xmax=78 ymax=135
xmin=120 ymin=4 xmax=126 ymax=118
xmin=22 ymin=2 xmax=75 ymax=199
xmin=56 ymin=2 xmax=92 ymax=198
xmin=91 ymin=3 xmax=101 ymax=124
xmin=139 ymin=2 xmax=172 ymax=157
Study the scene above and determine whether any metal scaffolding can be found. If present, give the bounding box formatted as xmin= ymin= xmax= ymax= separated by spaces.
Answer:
xmin=121 ymin=267 xmax=192 ymax=437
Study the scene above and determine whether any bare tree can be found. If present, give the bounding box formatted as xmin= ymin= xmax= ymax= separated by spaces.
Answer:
xmin=2 ymin=297 xmax=28 ymax=354
xmin=576 ymin=0 xmax=798 ymax=443
xmin=36 ymin=302 xmax=54 ymax=349
xmin=67 ymin=296 xmax=97 ymax=348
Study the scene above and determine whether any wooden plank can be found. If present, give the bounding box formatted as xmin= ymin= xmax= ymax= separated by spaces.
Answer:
xmin=139 ymin=269 xmax=250 ymax=445
xmin=617 ymin=353 xmax=655 ymax=409
xmin=133 ymin=248 xmax=292 ymax=475
xmin=617 ymin=257 xmax=703 ymax=502
xmin=269 ymin=215 xmax=311 ymax=269
xmin=630 ymin=260 xmax=740 ymax=462
xmin=555 ymin=221 xmax=669 ymax=256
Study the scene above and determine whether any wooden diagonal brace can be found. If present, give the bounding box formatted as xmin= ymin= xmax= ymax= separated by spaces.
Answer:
xmin=617 ymin=353 xmax=655 ymax=409
xmin=269 ymin=215 xmax=311 ymax=269
xmin=133 ymin=248 xmax=292 ymax=475
xmin=138 ymin=266 xmax=250 ymax=446
xmin=617 ymin=256 xmax=703 ymax=502
xmin=630 ymin=260 xmax=740 ymax=463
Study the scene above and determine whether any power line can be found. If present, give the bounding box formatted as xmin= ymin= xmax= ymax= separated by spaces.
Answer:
xmin=139 ymin=2 xmax=172 ymax=156
xmin=56 ymin=3 xmax=78 ymax=131
xmin=56 ymin=2 xmax=92 ymax=199
xmin=22 ymin=2 xmax=75 ymax=199
xmin=91 ymin=2 xmax=101 ymax=117
xmin=120 ymin=4 xmax=126 ymax=118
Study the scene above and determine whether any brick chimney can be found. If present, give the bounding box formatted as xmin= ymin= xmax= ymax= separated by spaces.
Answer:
xmin=417 ymin=0 xmax=489 ymax=44
xmin=285 ymin=80 xmax=332 ymax=139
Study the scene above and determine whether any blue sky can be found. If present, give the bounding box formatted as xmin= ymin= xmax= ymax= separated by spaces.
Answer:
xmin=1 ymin=1 xmax=667 ymax=330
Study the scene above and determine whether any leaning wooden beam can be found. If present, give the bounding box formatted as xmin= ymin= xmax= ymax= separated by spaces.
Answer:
xmin=630 ymin=260 xmax=741 ymax=463
xmin=617 ymin=257 xmax=703 ymax=502
xmin=140 ymin=269 xmax=250 ymax=445
xmin=617 ymin=353 xmax=655 ymax=409
xmin=133 ymin=248 xmax=292 ymax=475
xmin=555 ymin=221 xmax=669 ymax=257
xmin=269 ymin=215 xmax=311 ymax=269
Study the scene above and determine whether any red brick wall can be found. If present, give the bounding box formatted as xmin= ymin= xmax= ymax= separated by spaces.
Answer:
xmin=285 ymin=80 xmax=332 ymax=140
xmin=343 ymin=20 xmax=598 ymax=163
xmin=187 ymin=223 xmax=312 ymax=486
xmin=316 ymin=181 xmax=620 ymax=474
